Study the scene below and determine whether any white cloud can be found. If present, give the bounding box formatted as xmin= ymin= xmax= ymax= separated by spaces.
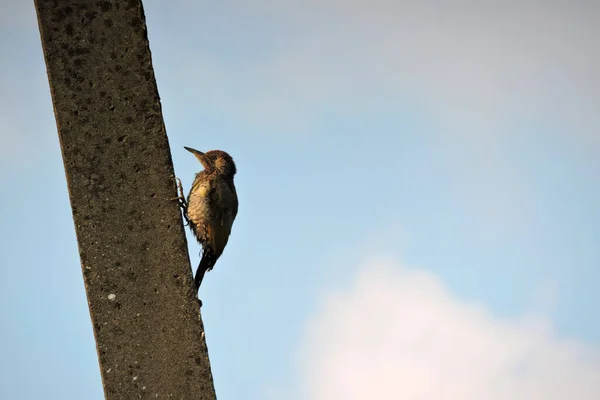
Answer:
xmin=299 ymin=258 xmax=600 ymax=400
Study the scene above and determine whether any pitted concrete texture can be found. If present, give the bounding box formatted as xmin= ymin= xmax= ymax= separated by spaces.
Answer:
xmin=34 ymin=1 xmax=217 ymax=398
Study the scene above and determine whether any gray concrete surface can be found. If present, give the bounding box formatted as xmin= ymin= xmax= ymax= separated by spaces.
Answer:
xmin=34 ymin=1 xmax=217 ymax=398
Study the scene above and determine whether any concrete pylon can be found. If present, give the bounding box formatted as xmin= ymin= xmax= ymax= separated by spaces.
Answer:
xmin=34 ymin=1 xmax=217 ymax=398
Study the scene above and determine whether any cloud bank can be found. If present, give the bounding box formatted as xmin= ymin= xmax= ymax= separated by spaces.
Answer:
xmin=299 ymin=259 xmax=600 ymax=400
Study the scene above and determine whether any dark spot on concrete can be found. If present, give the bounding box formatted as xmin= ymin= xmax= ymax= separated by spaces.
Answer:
xmin=104 ymin=18 xmax=113 ymax=27
xmin=86 ymin=11 xmax=98 ymax=22
xmin=72 ymin=46 xmax=91 ymax=56
xmin=65 ymin=23 xmax=74 ymax=35
xmin=98 ymin=1 xmax=112 ymax=12
xmin=130 ymin=17 xmax=141 ymax=29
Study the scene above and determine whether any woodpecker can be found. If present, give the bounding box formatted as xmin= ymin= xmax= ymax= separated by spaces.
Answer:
xmin=176 ymin=147 xmax=238 ymax=296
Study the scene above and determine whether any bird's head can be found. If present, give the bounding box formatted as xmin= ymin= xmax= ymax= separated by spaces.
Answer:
xmin=185 ymin=147 xmax=237 ymax=178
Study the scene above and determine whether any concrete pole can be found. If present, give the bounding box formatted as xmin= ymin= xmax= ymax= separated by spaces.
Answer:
xmin=34 ymin=1 xmax=217 ymax=398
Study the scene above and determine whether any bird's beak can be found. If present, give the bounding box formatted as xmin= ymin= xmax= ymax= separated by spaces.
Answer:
xmin=184 ymin=146 xmax=210 ymax=168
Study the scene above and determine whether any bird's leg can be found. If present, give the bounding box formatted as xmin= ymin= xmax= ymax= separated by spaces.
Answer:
xmin=171 ymin=177 xmax=190 ymax=225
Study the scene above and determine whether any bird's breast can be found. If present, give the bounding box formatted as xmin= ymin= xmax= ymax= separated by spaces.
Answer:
xmin=187 ymin=178 xmax=237 ymax=225
xmin=187 ymin=181 xmax=212 ymax=225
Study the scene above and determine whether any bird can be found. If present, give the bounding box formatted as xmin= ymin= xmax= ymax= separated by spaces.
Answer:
xmin=175 ymin=147 xmax=239 ymax=299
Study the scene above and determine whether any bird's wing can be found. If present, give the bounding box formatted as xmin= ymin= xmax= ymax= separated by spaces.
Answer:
xmin=204 ymin=180 xmax=236 ymax=258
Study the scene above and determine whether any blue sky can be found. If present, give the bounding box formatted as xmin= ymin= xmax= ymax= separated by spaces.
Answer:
xmin=1 ymin=1 xmax=599 ymax=399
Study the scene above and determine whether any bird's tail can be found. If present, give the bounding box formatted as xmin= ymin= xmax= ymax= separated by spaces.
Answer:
xmin=195 ymin=251 xmax=217 ymax=291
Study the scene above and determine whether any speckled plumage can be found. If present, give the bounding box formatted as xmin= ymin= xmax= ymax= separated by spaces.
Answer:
xmin=182 ymin=147 xmax=238 ymax=292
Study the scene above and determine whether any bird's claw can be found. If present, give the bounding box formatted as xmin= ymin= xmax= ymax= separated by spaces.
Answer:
xmin=172 ymin=177 xmax=190 ymax=225
xmin=175 ymin=177 xmax=186 ymax=200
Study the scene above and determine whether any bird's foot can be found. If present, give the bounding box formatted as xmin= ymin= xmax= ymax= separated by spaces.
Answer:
xmin=171 ymin=177 xmax=190 ymax=225
xmin=175 ymin=177 xmax=186 ymax=200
